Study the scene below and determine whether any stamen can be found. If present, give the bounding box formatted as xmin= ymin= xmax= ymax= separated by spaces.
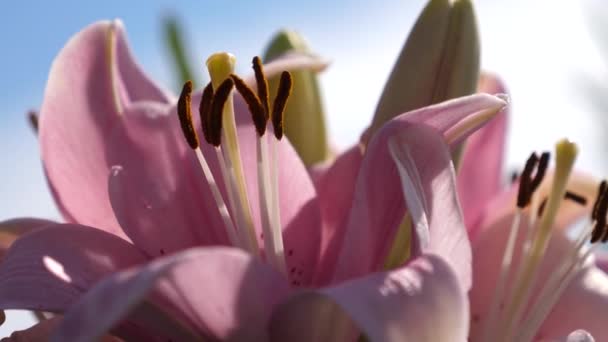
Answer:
xmin=271 ymin=71 xmax=293 ymax=140
xmin=517 ymin=153 xmax=539 ymax=208
xmin=528 ymin=152 xmax=550 ymax=193
xmin=177 ymin=80 xmax=199 ymax=149
xmin=252 ymin=56 xmax=270 ymax=116
xmin=537 ymin=198 xmax=548 ymax=218
xmin=591 ymin=180 xmax=607 ymax=221
xmin=593 ymin=188 xmax=608 ymax=243
xmin=27 ymin=110 xmax=38 ymax=134
xmin=175 ymin=80 xmax=240 ymax=248
xmin=231 ymin=73 xmax=267 ymax=136
xmin=564 ymin=191 xmax=588 ymax=206
xmin=501 ymin=139 xmax=578 ymax=340
xmin=537 ymin=191 xmax=587 ymax=217
xmin=199 ymin=82 xmax=214 ymax=145
xmin=209 ymin=78 xmax=234 ymax=147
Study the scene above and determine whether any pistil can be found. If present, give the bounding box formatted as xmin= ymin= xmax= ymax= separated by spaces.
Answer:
xmin=207 ymin=53 xmax=259 ymax=254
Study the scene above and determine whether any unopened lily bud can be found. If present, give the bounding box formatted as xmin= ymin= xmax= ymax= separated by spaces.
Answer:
xmin=367 ymin=0 xmax=480 ymax=143
xmin=264 ymin=30 xmax=329 ymax=166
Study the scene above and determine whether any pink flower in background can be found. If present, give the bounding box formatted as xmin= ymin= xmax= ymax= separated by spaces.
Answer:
xmin=0 ymin=20 xmax=511 ymax=341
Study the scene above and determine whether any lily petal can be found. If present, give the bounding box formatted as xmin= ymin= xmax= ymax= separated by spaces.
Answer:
xmin=270 ymin=254 xmax=468 ymax=342
xmin=0 ymin=224 xmax=146 ymax=312
xmin=53 ymin=247 xmax=290 ymax=342
xmin=470 ymin=212 xmax=608 ymax=341
xmin=40 ymin=20 xmax=170 ymax=238
xmin=318 ymin=94 xmax=504 ymax=285
xmin=333 ymin=123 xmax=471 ymax=290
xmin=107 ymin=96 xmax=321 ymax=287
xmin=0 ymin=218 xmax=55 ymax=262
xmin=457 ymin=73 xmax=508 ymax=231
xmin=242 ymin=52 xmax=329 ymax=89
xmin=313 ymin=146 xmax=364 ymax=285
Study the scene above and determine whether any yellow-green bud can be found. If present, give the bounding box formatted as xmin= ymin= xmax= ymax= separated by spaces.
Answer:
xmin=264 ymin=30 xmax=329 ymax=166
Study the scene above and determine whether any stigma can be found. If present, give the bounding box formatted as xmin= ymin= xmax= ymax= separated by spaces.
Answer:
xmin=481 ymin=139 xmax=606 ymax=342
xmin=176 ymin=53 xmax=292 ymax=276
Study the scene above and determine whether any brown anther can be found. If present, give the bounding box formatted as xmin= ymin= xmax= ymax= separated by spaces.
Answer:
xmin=253 ymin=56 xmax=270 ymax=116
xmin=591 ymin=185 xmax=608 ymax=243
xmin=199 ymin=82 xmax=214 ymax=145
xmin=177 ymin=80 xmax=199 ymax=149
xmin=564 ymin=191 xmax=588 ymax=206
xmin=537 ymin=197 xmax=548 ymax=218
xmin=209 ymin=78 xmax=235 ymax=146
xmin=517 ymin=152 xmax=539 ymax=208
xmin=529 ymin=152 xmax=550 ymax=193
xmin=592 ymin=180 xmax=607 ymax=221
xmin=231 ymin=73 xmax=267 ymax=136
xmin=537 ymin=191 xmax=587 ymax=218
xmin=271 ymin=71 xmax=293 ymax=140
xmin=27 ymin=110 xmax=39 ymax=134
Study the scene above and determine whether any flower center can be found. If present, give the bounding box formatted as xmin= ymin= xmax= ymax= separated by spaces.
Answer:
xmin=176 ymin=53 xmax=292 ymax=276
xmin=481 ymin=139 xmax=606 ymax=342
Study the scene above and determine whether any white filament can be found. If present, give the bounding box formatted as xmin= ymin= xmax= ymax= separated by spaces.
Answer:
xmin=194 ymin=148 xmax=239 ymax=247
xmin=481 ymin=210 xmax=523 ymax=342
xmin=256 ymin=134 xmax=286 ymax=274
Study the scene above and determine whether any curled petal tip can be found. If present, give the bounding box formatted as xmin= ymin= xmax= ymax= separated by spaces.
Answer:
xmin=496 ymin=93 xmax=510 ymax=104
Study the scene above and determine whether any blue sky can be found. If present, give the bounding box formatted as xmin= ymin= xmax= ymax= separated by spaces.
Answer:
xmin=1 ymin=0 xmax=606 ymax=335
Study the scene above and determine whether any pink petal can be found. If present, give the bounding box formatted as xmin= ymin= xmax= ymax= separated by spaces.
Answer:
xmin=0 ymin=224 xmax=145 ymax=312
xmin=0 ymin=218 xmax=55 ymax=262
xmin=314 ymin=94 xmax=504 ymax=285
xmin=242 ymin=52 xmax=329 ymax=89
xmin=312 ymin=145 xmax=364 ymax=285
xmin=107 ymin=103 xmax=227 ymax=258
xmin=593 ymin=251 xmax=608 ymax=274
xmin=109 ymin=93 xmax=322 ymax=285
xmin=469 ymin=211 xmax=608 ymax=341
xmin=332 ymin=124 xmax=472 ymax=290
xmin=457 ymin=73 xmax=508 ymax=232
xmin=53 ymin=247 xmax=290 ymax=342
xmin=40 ymin=20 xmax=171 ymax=238
xmin=270 ymin=254 xmax=468 ymax=342
xmin=112 ymin=20 xmax=173 ymax=105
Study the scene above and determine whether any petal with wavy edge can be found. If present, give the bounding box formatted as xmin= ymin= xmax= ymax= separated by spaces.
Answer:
xmin=0 ymin=224 xmax=146 ymax=312
xmin=332 ymin=123 xmax=472 ymax=291
xmin=457 ymin=73 xmax=508 ymax=232
xmin=314 ymin=94 xmax=504 ymax=284
xmin=53 ymin=247 xmax=290 ymax=342
xmin=470 ymin=211 xmax=608 ymax=341
xmin=40 ymin=20 xmax=171 ymax=238
xmin=270 ymin=254 xmax=468 ymax=342
xmin=0 ymin=218 xmax=56 ymax=262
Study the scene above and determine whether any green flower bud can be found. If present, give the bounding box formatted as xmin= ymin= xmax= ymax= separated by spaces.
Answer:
xmin=368 ymin=0 xmax=480 ymax=143
xmin=264 ymin=30 xmax=329 ymax=166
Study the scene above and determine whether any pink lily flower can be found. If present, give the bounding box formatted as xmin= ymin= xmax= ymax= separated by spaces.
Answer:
xmin=456 ymin=77 xmax=608 ymax=341
xmin=0 ymin=20 xmax=510 ymax=341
